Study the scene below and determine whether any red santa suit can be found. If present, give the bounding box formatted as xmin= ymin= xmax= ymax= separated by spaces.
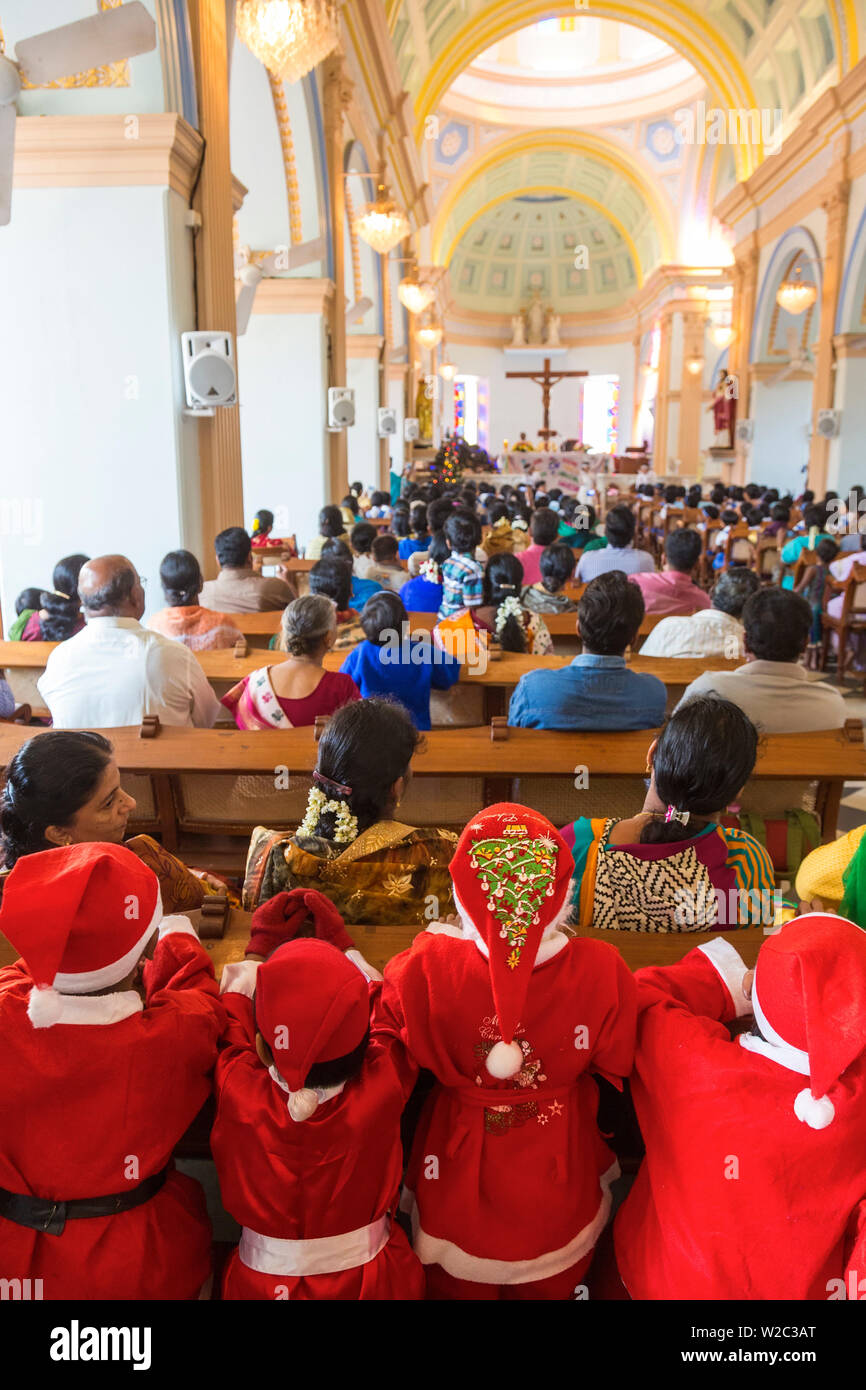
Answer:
xmin=614 ymin=915 xmax=866 ymax=1300
xmin=0 ymin=842 xmax=224 ymax=1301
xmin=377 ymin=803 xmax=637 ymax=1298
xmin=211 ymin=891 xmax=424 ymax=1300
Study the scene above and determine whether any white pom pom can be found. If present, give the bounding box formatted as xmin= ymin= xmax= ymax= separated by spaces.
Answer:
xmin=287 ymin=1088 xmax=319 ymax=1123
xmin=794 ymin=1087 xmax=835 ymax=1130
xmin=27 ymin=987 xmax=64 ymax=1029
xmin=485 ymin=1040 xmax=524 ymax=1079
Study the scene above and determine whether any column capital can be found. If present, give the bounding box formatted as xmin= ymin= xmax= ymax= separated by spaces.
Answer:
xmin=323 ymin=52 xmax=355 ymax=131
xmin=822 ymin=181 xmax=850 ymax=223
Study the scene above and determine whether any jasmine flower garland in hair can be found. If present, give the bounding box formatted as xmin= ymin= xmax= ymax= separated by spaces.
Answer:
xmin=298 ymin=787 xmax=359 ymax=845
xmin=495 ymin=596 xmax=524 ymax=636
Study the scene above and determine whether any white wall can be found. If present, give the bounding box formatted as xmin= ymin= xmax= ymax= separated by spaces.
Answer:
xmin=0 ymin=184 xmax=198 ymax=625
xmin=346 ymin=355 xmax=381 ymax=493
xmin=237 ymin=310 xmax=329 ymax=553
xmin=828 ymin=355 xmax=866 ymax=495
xmin=447 ymin=341 xmax=634 ymax=454
xmin=748 ymin=378 xmax=812 ymax=491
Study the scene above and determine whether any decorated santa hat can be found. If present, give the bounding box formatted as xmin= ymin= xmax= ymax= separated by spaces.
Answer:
xmin=752 ymin=913 xmax=866 ymax=1129
xmin=450 ymin=803 xmax=574 ymax=1079
xmin=255 ymin=938 xmax=370 ymax=1122
xmin=0 ymin=842 xmax=162 ymax=1028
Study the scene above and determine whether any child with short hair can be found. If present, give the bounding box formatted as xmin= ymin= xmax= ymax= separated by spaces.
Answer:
xmin=212 ymin=892 xmax=424 ymax=1300
xmin=341 ymin=591 xmax=460 ymax=730
xmin=795 ymin=536 xmax=840 ymax=666
xmin=367 ymin=534 xmax=406 ymax=593
xmin=439 ymin=509 xmax=484 ymax=619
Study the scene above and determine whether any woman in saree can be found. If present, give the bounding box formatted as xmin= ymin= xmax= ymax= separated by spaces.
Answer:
xmin=562 ymin=696 xmax=774 ymax=932
xmin=0 ymin=730 xmax=223 ymax=913
xmin=242 ymin=697 xmax=457 ymax=925
xmin=221 ymin=594 xmax=360 ymax=731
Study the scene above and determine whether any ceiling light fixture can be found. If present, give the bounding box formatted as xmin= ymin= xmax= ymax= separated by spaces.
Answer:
xmin=776 ymin=265 xmax=817 ymax=316
xmin=354 ymin=181 xmax=410 ymax=255
xmin=236 ymin=0 xmax=339 ymax=83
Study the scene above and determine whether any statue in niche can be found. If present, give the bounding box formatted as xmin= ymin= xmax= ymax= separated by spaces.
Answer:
xmin=545 ymin=310 xmax=561 ymax=347
xmin=707 ymin=367 xmax=737 ymax=449
xmin=525 ymin=289 xmax=546 ymax=345
xmin=509 ymin=313 xmax=526 ymax=347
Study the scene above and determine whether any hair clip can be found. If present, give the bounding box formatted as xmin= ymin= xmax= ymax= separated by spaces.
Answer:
xmin=664 ymin=806 xmax=690 ymax=825
xmin=52 ymin=590 xmax=71 ymax=600
xmin=312 ymin=770 xmax=353 ymax=797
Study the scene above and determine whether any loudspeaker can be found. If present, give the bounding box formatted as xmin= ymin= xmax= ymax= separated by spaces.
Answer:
xmin=328 ymin=387 xmax=355 ymax=429
xmin=181 ymin=331 xmax=237 ymax=408
xmin=378 ymin=407 xmax=397 ymax=437
xmin=404 ymin=417 xmax=420 ymax=442
xmin=735 ymin=419 xmax=753 ymax=443
xmin=817 ymin=409 xmax=841 ymax=439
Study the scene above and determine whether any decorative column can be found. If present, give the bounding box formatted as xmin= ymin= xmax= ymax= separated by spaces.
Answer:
xmin=728 ymin=241 xmax=759 ymax=485
xmin=677 ymin=310 xmax=706 ymax=473
xmin=631 ymin=330 xmax=643 ymax=446
xmin=323 ymin=53 xmax=354 ymax=504
xmin=808 ymin=181 xmax=850 ymax=494
xmin=379 ymin=253 xmax=392 ymax=488
xmin=187 ymin=0 xmax=245 ymax=573
xmin=653 ymin=312 xmax=673 ymax=474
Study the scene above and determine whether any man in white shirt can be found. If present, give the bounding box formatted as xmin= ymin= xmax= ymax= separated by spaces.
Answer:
xmin=576 ymin=505 xmax=655 ymax=583
xmin=38 ymin=555 xmax=222 ymax=729
xmin=640 ymin=568 xmax=760 ymax=660
xmin=677 ymin=587 xmax=848 ymax=733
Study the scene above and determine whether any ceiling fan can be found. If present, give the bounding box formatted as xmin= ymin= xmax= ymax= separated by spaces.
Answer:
xmin=768 ymin=325 xmax=815 ymax=385
xmin=0 ymin=2 xmax=157 ymax=226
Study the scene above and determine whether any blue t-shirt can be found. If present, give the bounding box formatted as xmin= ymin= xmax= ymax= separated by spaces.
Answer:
xmin=507 ymin=653 xmax=666 ymax=731
xmin=398 ymin=536 xmax=429 ymax=560
xmin=340 ymin=636 xmax=461 ymax=730
xmin=400 ymin=574 xmax=443 ymax=614
xmin=351 ymin=575 xmax=383 ymax=607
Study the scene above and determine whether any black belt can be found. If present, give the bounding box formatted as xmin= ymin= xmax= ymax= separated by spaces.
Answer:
xmin=0 ymin=1167 xmax=169 ymax=1236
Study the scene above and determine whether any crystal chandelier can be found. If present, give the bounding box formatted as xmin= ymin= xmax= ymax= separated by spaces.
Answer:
xmin=398 ymin=268 xmax=435 ymax=315
xmin=439 ymin=359 xmax=457 ymax=381
xmin=417 ymin=321 xmax=443 ymax=350
xmin=354 ymin=183 xmax=410 ymax=255
xmin=685 ymin=355 xmax=704 ymax=376
xmin=708 ymin=320 xmax=735 ymax=349
xmin=776 ymin=266 xmax=817 ymax=316
xmin=236 ymin=0 xmax=339 ymax=83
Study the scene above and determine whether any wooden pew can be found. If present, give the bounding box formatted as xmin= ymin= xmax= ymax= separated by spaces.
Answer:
xmin=0 ymin=722 xmax=858 ymax=863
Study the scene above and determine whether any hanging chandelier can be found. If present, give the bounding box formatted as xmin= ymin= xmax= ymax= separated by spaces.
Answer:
xmin=708 ymin=320 xmax=735 ymax=349
xmin=417 ymin=321 xmax=443 ymax=350
xmin=354 ymin=182 xmax=410 ymax=255
xmin=439 ymin=358 xmax=457 ymax=381
xmin=236 ymin=0 xmax=339 ymax=83
xmin=398 ymin=267 xmax=435 ymax=315
xmin=776 ymin=265 xmax=817 ymax=316
xmin=685 ymin=355 xmax=705 ymax=376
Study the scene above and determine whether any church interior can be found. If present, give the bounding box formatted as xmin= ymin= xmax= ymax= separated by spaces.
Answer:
xmin=2 ymin=0 xmax=866 ymax=1320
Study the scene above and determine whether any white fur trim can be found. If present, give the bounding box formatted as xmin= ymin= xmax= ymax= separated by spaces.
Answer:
xmin=27 ymin=989 xmax=143 ymax=1028
xmin=751 ymin=980 xmax=811 ymax=1074
xmin=451 ymin=891 xmax=570 ymax=967
xmin=158 ymin=914 xmax=199 ymax=940
xmin=239 ymin=1215 xmax=390 ymax=1277
xmin=697 ymin=938 xmax=752 ymax=1018
xmin=51 ymin=888 xmax=163 ymax=995
xmin=404 ymin=1162 xmax=619 ymax=1284
xmin=220 ymin=959 xmax=260 ymax=998
xmin=345 ymin=948 xmax=383 ymax=983
xmin=794 ymin=1088 xmax=835 ymax=1129
xmin=268 ymin=1063 xmax=345 ymax=1110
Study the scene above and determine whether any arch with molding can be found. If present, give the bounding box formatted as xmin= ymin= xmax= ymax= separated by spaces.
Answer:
xmin=751 ymin=227 xmax=823 ymax=364
xmin=344 ymin=139 xmax=385 ymax=337
xmin=835 ymin=201 xmax=866 ymax=336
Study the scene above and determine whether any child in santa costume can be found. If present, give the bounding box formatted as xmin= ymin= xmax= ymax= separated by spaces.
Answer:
xmin=0 ymin=842 xmax=224 ymax=1300
xmin=211 ymin=888 xmax=425 ymax=1299
xmin=377 ymin=802 xmax=637 ymax=1299
xmin=613 ymin=914 xmax=866 ymax=1299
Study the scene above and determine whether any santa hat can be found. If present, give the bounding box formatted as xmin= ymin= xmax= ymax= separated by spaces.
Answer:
xmin=449 ymin=803 xmax=574 ymax=1079
xmin=255 ymin=939 xmax=370 ymax=1122
xmin=752 ymin=913 xmax=866 ymax=1129
xmin=0 ymin=842 xmax=162 ymax=1028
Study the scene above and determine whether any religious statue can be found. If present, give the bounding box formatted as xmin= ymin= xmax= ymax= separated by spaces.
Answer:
xmin=708 ymin=367 xmax=737 ymax=449
xmin=526 ymin=290 xmax=546 ymax=346
xmin=512 ymin=431 xmax=536 ymax=452
xmin=545 ymin=310 xmax=561 ymax=347
xmin=414 ymin=375 xmax=433 ymax=443
xmin=509 ymin=314 xmax=526 ymax=347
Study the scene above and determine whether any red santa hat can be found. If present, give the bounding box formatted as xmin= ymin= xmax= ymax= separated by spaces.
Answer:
xmin=255 ymin=938 xmax=370 ymax=1122
xmin=0 ymin=842 xmax=162 ymax=1028
xmin=752 ymin=913 xmax=866 ymax=1129
xmin=449 ymin=802 xmax=574 ymax=1079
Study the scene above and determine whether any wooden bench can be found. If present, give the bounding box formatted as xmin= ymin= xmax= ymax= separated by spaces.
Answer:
xmin=0 ymin=721 xmax=858 ymax=868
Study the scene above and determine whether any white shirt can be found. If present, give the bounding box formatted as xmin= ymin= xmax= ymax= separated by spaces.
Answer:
xmin=677 ymin=659 xmax=848 ymax=733
xmin=37 ymin=616 xmax=222 ymax=729
xmin=639 ymin=608 xmax=745 ymax=660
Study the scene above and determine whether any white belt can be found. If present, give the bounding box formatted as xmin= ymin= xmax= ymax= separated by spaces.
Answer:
xmin=239 ymin=1214 xmax=391 ymax=1277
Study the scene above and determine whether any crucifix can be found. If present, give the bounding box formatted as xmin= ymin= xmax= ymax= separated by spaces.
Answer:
xmin=505 ymin=357 xmax=587 ymax=442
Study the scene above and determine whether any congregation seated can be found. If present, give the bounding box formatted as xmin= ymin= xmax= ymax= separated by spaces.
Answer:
xmin=340 ymin=493 xmax=361 ymax=528
xmin=340 ymin=591 xmax=460 ymax=731
xmin=630 ymin=529 xmax=712 ymax=616
xmin=147 ymin=549 xmax=243 ymax=651
xmin=399 ymin=532 xmax=447 ymax=613
xmin=398 ymin=503 xmax=430 ymax=561
xmin=0 ymin=729 xmax=223 ymax=910
xmin=577 ymin=504 xmax=654 ymax=582
xmin=559 ymin=500 xmax=605 ymax=555
xmin=306 ymin=504 xmax=349 ymax=561
xmin=222 ymin=594 xmax=359 ymax=730
xmin=472 ymin=552 xmax=552 ymax=654
xmin=367 ymin=534 xmax=406 ymax=592
xmin=18 ymin=554 xmax=89 ymax=643
xmin=249 ymin=507 xmax=297 ymax=556
xmin=780 ymin=503 xmax=834 ymax=586
xmin=521 ymin=542 xmax=579 ymax=614
xmin=480 ymin=502 xmax=526 ymax=557
xmin=199 ymin=527 xmax=295 ymax=613
xmin=37 ymin=555 xmax=221 ymax=729
xmin=508 ymin=572 xmax=666 ymax=731
xmin=679 ymin=587 xmax=848 ymax=731
xmin=320 ymin=537 xmax=383 ymax=607
xmin=561 ymin=696 xmax=773 ymax=929
xmin=439 ymin=509 xmax=484 ymax=619
xmin=364 ymin=489 xmax=391 ymax=519
xmin=242 ymin=698 xmax=457 ymax=924
xmin=516 ymin=506 xmax=561 ymax=588
xmin=639 ymin=567 xmax=759 ymax=659
xmin=302 ymin=557 xmax=365 ymax=649
xmin=8 ymin=587 xmax=43 ymax=642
